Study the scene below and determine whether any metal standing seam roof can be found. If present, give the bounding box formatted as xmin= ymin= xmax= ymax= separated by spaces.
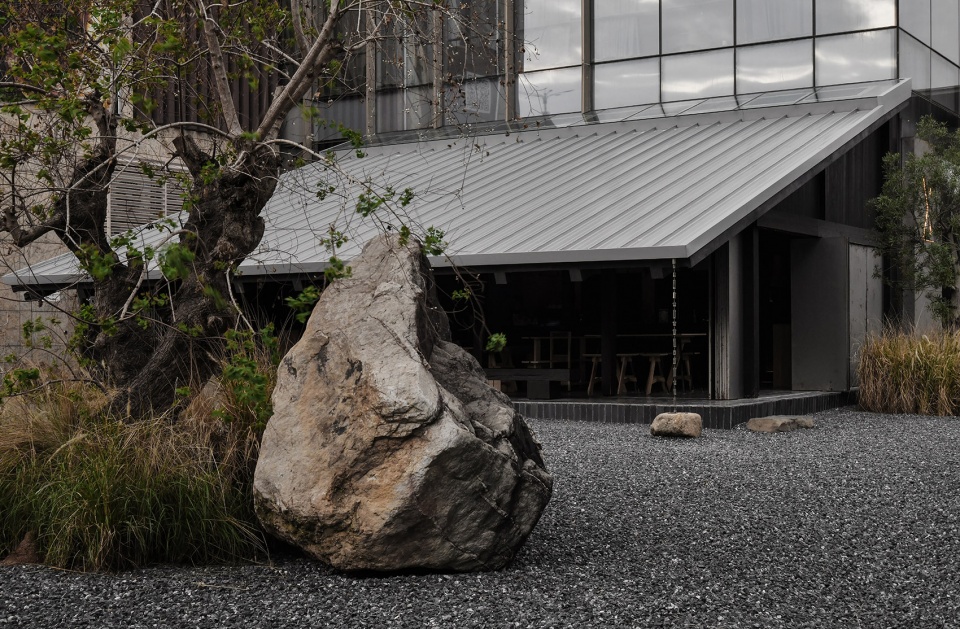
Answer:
xmin=3 ymin=80 xmax=911 ymax=290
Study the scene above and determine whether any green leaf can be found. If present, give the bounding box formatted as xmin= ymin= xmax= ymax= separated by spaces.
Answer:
xmin=486 ymin=333 xmax=507 ymax=353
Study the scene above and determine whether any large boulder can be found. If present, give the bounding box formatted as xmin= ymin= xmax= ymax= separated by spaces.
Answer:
xmin=253 ymin=235 xmax=553 ymax=572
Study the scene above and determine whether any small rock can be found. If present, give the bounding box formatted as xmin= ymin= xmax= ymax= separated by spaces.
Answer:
xmin=0 ymin=532 xmax=39 ymax=566
xmin=650 ymin=413 xmax=702 ymax=438
xmin=793 ymin=416 xmax=815 ymax=429
xmin=746 ymin=415 xmax=815 ymax=433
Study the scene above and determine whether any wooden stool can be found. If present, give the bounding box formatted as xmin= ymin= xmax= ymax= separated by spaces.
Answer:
xmin=616 ymin=353 xmax=639 ymax=394
xmin=583 ymin=354 xmax=602 ymax=396
xmin=639 ymin=352 xmax=669 ymax=395
xmin=549 ymin=331 xmax=572 ymax=391
xmin=675 ymin=351 xmax=699 ymax=391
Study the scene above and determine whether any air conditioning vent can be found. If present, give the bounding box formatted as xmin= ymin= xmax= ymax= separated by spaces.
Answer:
xmin=108 ymin=162 xmax=188 ymax=236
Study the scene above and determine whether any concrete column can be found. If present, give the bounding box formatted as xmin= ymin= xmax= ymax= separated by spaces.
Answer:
xmin=711 ymin=236 xmax=746 ymax=400
xmin=742 ymin=226 xmax=760 ymax=398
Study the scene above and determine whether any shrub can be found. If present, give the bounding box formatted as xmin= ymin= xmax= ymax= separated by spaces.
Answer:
xmin=181 ymin=324 xmax=283 ymax=434
xmin=858 ymin=328 xmax=960 ymax=415
xmin=0 ymin=377 xmax=267 ymax=571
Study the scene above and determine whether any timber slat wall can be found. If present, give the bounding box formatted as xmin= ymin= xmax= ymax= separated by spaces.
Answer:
xmin=136 ymin=0 xmax=281 ymax=132
xmin=108 ymin=161 xmax=187 ymax=235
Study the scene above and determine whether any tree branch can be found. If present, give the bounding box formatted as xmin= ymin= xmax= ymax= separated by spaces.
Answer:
xmin=263 ymin=137 xmax=332 ymax=160
xmin=2 ymin=207 xmax=62 ymax=247
xmin=255 ymin=0 xmax=343 ymax=140
xmin=0 ymin=82 xmax=50 ymax=95
xmin=3 ymin=378 xmax=108 ymax=399
xmin=193 ymin=0 xmax=244 ymax=137
xmin=172 ymin=135 xmax=211 ymax=178
xmin=141 ymin=120 xmax=234 ymax=142
xmin=289 ymin=0 xmax=311 ymax=58
xmin=87 ymin=97 xmax=116 ymax=148
xmin=119 ymin=229 xmax=189 ymax=319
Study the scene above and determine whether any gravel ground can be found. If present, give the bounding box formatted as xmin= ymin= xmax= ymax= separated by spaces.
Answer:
xmin=2 ymin=407 xmax=960 ymax=628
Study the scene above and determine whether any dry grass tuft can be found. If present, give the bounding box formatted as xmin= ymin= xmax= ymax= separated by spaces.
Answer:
xmin=0 ymin=377 xmax=267 ymax=571
xmin=858 ymin=328 xmax=960 ymax=416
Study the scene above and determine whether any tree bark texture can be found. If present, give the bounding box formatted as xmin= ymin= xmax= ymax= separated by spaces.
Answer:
xmin=105 ymin=139 xmax=280 ymax=418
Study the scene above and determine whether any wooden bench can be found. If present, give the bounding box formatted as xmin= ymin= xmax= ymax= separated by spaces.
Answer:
xmin=484 ymin=368 xmax=571 ymax=400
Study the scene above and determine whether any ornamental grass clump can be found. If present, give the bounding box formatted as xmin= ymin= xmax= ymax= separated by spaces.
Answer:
xmin=858 ymin=329 xmax=960 ymax=415
xmin=0 ymin=377 xmax=267 ymax=571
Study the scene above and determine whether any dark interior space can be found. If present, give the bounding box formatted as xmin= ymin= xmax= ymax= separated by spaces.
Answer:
xmin=758 ymin=230 xmax=792 ymax=390
xmin=237 ymin=278 xmax=320 ymax=349
xmin=435 ymin=263 xmax=711 ymax=398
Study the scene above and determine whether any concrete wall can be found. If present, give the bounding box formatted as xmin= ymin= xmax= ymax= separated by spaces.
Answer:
xmin=913 ymin=291 xmax=940 ymax=332
xmin=0 ymin=124 xmax=187 ymax=371
xmin=0 ymin=235 xmax=76 ymax=368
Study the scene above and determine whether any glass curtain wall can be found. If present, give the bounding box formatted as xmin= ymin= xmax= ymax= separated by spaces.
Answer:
xmin=311 ymin=0 xmax=508 ymax=142
xmin=334 ymin=0 xmax=960 ymax=138
xmin=312 ymin=3 xmax=366 ymax=144
xmin=517 ymin=0 xmax=937 ymax=120
xmin=376 ymin=8 xmax=435 ymax=133
xmin=899 ymin=0 xmax=960 ymax=113
xmin=443 ymin=0 xmax=506 ymax=125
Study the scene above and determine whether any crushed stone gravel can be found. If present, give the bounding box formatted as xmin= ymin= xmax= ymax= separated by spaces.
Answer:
xmin=2 ymin=407 xmax=959 ymax=628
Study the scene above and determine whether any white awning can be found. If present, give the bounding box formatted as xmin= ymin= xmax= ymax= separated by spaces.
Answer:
xmin=3 ymin=80 xmax=911 ymax=291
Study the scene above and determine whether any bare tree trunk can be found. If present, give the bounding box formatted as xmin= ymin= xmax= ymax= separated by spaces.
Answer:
xmin=106 ymin=139 xmax=280 ymax=418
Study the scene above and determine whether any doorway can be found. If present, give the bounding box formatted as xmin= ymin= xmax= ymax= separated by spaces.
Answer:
xmin=759 ymin=231 xmax=792 ymax=390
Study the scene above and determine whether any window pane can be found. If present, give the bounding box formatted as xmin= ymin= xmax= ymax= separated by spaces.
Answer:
xmin=661 ymin=99 xmax=702 ymax=114
xmin=900 ymin=33 xmax=931 ymax=90
xmin=377 ymin=88 xmax=434 ymax=132
xmin=661 ymin=49 xmax=734 ymax=100
xmin=662 ymin=0 xmax=733 ymax=54
xmin=442 ymin=78 xmax=507 ymax=125
xmin=519 ymin=67 xmax=582 ymax=116
xmin=313 ymin=97 xmax=365 ymax=142
xmin=815 ymin=30 xmax=897 ymax=86
xmin=594 ymin=0 xmax=659 ymax=61
xmin=681 ymin=95 xmax=741 ymax=114
xmin=376 ymin=13 xmax=434 ymax=89
xmin=932 ymin=53 xmax=960 ymax=112
xmin=900 ymin=0 xmax=931 ymax=45
xmin=932 ymin=53 xmax=960 ymax=88
xmin=593 ymin=103 xmax=658 ymax=122
xmin=322 ymin=6 xmax=365 ymax=98
xmin=377 ymin=90 xmax=404 ymax=132
xmin=404 ymin=86 xmax=434 ymax=129
xmin=594 ymin=58 xmax=659 ymax=109
xmin=932 ymin=0 xmax=960 ymax=65
xmin=522 ymin=0 xmax=582 ymax=71
xmin=799 ymin=81 xmax=900 ymax=102
xmin=378 ymin=33 xmax=404 ymax=88
xmin=736 ymin=0 xmax=812 ymax=44
xmin=815 ymin=0 xmax=896 ymax=35
xmin=737 ymin=40 xmax=813 ymax=93
xmin=403 ymin=33 xmax=434 ymax=87
xmin=445 ymin=0 xmax=501 ymax=79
